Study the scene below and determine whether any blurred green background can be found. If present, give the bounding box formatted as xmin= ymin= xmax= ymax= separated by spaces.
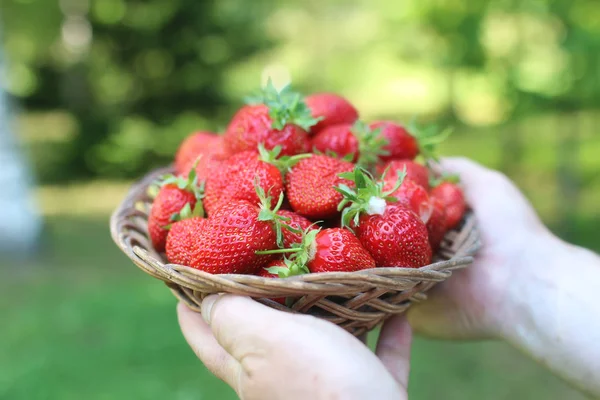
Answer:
xmin=1 ymin=0 xmax=599 ymax=398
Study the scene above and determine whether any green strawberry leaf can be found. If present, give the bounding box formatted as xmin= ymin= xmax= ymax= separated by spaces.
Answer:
xmin=248 ymin=78 xmax=322 ymax=131
xmin=335 ymin=166 xmax=400 ymax=229
xmin=407 ymin=119 xmax=453 ymax=162
xmin=258 ymin=143 xmax=312 ymax=175
xmin=352 ymin=121 xmax=389 ymax=169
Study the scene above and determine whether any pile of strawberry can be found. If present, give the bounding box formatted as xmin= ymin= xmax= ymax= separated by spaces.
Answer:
xmin=147 ymin=81 xmax=466 ymax=286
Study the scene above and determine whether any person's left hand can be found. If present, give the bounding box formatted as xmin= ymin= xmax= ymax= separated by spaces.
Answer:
xmin=177 ymin=295 xmax=411 ymax=400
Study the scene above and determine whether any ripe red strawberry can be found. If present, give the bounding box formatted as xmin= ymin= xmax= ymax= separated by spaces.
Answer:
xmin=377 ymin=159 xmax=430 ymax=190
xmin=276 ymin=210 xmax=314 ymax=247
xmin=179 ymin=200 xmax=279 ymax=274
xmin=426 ymin=197 xmax=447 ymax=250
xmin=305 ymin=93 xmax=359 ymax=134
xmin=204 ymin=150 xmax=283 ymax=215
xmin=148 ymin=172 xmax=204 ymax=253
xmin=305 ymin=228 xmax=376 ymax=273
xmin=224 ymin=81 xmax=318 ymax=156
xmin=149 ymin=184 xmax=197 ymax=253
xmin=286 ymin=155 xmax=355 ymax=219
xmin=369 ymin=121 xmax=419 ymax=161
xmin=166 ymin=217 xmax=208 ymax=266
xmin=337 ymin=168 xmax=432 ymax=268
xmin=175 ymin=131 xmax=222 ymax=175
xmin=354 ymin=203 xmax=432 ymax=268
xmin=382 ymin=177 xmax=432 ymax=224
xmin=311 ymin=123 xmax=358 ymax=161
xmin=311 ymin=121 xmax=389 ymax=168
xmin=431 ymin=180 xmax=466 ymax=230
xmin=264 ymin=228 xmax=375 ymax=273
xmin=224 ymin=104 xmax=310 ymax=156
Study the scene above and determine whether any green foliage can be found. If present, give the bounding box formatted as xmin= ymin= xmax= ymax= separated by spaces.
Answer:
xmin=1 ymin=0 xmax=274 ymax=182
xmin=246 ymin=79 xmax=321 ymax=130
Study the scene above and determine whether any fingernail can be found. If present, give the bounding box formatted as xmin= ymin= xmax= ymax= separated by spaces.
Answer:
xmin=201 ymin=295 xmax=219 ymax=325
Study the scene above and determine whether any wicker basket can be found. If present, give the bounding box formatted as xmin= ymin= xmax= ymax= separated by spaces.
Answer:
xmin=110 ymin=167 xmax=481 ymax=337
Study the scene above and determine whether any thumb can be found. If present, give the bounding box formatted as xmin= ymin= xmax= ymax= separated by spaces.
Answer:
xmin=376 ymin=315 xmax=412 ymax=390
xmin=201 ymin=294 xmax=294 ymax=360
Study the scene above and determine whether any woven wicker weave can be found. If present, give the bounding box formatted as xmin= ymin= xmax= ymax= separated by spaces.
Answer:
xmin=110 ymin=167 xmax=481 ymax=337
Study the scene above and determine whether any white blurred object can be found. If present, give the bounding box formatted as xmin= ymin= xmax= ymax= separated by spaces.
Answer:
xmin=0 ymin=61 xmax=42 ymax=258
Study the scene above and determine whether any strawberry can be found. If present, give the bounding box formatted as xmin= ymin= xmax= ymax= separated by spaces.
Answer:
xmin=285 ymin=155 xmax=355 ymax=219
xmin=311 ymin=123 xmax=358 ymax=161
xmin=377 ymin=159 xmax=430 ymax=190
xmin=166 ymin=217 xmax=208 ymax=266
xmin=426 ymin=196 xmax=447 ymax=250
xmin=204 ymin=150 xmax=282 ymax=215
xmin=175 ymin=131 xmax=222 ymax=175
xmin=304 ymin=228 xmax=376 ymax=273
xmin=369 ymin=121 xmax=419 ymax=161
xmin=431 ymin=180 xmax=466 ymax=230
xmin=336 ymin=168 xmax=432 ymax=268
xmin=204 ymin=146 xmax=310 ymax=215
xmin=224 ymin=81 xmax=318 ymax=156
xmin=262 ymin=228 xmax=375 ymax=273
xmin=276 ymin=210 xmax=314 ymax=247
xmin=311 ymin=121 xmax=388 ymax=168
xmin=354 ymin=203 xmax=432 ymax=268
xmin=148 ymin=168 xmax=204 ymax=253
xmin=305 ymin=93 xmax=359 ymax=134
xmin=186 ymin=150 xmax=227 ymax=184
xmin=178 ymin=200 xmax=278 ymax=274
xmin=382 ymin=176 xmax=432 ymax=224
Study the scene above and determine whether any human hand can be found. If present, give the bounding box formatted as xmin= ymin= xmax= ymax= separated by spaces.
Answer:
xmin=407 ymin=157 xmax=555 ymax=340
xmin=178 ymin=295 xmax=412 ymax=400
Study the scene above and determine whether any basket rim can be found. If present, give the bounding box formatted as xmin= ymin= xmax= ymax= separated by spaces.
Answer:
xmin=110 ymin=166 xmax=481 ymax=293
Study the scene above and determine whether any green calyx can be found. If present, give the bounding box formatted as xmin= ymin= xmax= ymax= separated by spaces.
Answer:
xmin=335 ymin=167 xmax=406 ymax=229
xmin=407 ymin=119 xmax=453 ymax=162
xmin=169 ymin=201 xmax=205 ymax=224
xmin=157 ymin=158 xmax=205 ymax=201
xmin=245 ymin=78 xmax=322 ymax=131
xmin=156 ymin=160 xmax=206 ymax=228
xmin=257 ymin=144 xmax=312 ymax=176
xmin=352 ymin=121 xmax=389 ymax=169
xmin=254 ymin=180 xmax=302 ymax=248
xmin=257 ymin=226 xmax=318 ymax=276
xmin=264 ymin=256 xmax=310 ymax=278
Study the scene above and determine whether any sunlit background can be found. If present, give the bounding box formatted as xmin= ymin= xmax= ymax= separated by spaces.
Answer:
xmin=1 ymin=0 xmax=598 ymax=398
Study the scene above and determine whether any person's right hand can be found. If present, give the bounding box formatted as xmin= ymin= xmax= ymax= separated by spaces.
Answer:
xmin=405 ymin=157 xmax=556 ymax=340
xmin=403 ymin=157 xmax=600 ymax=397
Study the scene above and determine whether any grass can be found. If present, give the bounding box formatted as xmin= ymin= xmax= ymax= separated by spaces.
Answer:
xmin=0 ymin=215 xmax=590 ymax=399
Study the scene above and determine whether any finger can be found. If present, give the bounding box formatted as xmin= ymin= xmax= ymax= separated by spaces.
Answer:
xmin=440 ymin=156 xmax=545 ymax=235
xmin=177 ymin=302 xmax=241 ymax=389
xmin=201 ymin=294 xmax=295 ymax=361
xmin=376 ymin=315 xmax=412 ymax=389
